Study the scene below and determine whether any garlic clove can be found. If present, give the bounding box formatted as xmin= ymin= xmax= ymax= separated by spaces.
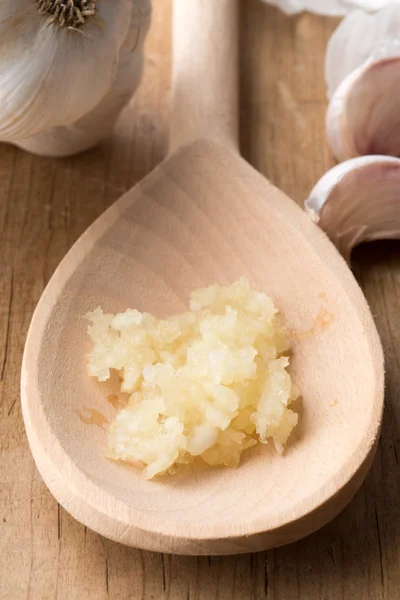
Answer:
xmin=263 ymin=0 xmax=395 ymax=16
xmin=325 ymin=6 xmax=400 ymax=100
xmin=327 ymin=57 xmax=400 ymax=161
xmin=0 ymin=0 xmax=132 ymax=141
xmin=13 ymin=0 xmax=152 ymax=157
xmin=326 ymin=4 xmax=400 ymax=161
xmin=305 ymin=156 xmax=400 ymax=261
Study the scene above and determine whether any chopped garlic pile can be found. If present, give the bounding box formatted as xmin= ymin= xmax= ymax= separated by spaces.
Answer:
xmin=86 ymin=278 xmax=299 ymax=479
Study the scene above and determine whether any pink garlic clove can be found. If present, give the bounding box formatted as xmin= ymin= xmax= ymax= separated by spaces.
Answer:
xmin=327 ymin=57 xmax=400 ymax=162
xmin=305 ymin=156 xmax=400 ymax=261
xmin=325 ymin=4 xmax=400 ymax=162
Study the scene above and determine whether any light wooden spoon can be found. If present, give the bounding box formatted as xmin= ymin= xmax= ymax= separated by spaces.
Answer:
xmin=21 ymin=0 xmax=384 ymax=555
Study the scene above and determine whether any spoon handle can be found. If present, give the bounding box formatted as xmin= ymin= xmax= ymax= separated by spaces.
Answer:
xmin=170 ymin=0 xmax=239 ymax=154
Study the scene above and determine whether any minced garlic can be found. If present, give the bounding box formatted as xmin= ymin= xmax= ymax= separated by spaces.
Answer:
xmin=86 ymin=278 xmax=299 ymax=479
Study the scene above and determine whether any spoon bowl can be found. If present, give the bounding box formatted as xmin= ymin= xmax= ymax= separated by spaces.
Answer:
xmin=21 ymin=138 xmax=383 ymax=554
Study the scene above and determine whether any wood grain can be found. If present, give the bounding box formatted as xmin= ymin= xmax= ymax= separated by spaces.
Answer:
xmin=170 ymin=0 xmax=239 ymax=152
xmin=1 ymin=0 xmax=398 ymax=598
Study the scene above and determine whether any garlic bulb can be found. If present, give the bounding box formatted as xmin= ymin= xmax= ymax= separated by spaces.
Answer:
xmin=305 ymin=156 xmax=400 ymax=261
xmin=0 ymin=0 xmax=151 ymax=157
xmin=326 ymin=4 xmax=400 ymax=161
xmin=15 ymin=1 xmax=151 ymax=157
xmin=263 ymin=0 xmax=394 ymax=16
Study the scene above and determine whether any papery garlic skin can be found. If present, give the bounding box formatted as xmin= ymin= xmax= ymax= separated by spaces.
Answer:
xmin=14 ymin=1 xmax=152 ymax=157
xmin=326 ymin=5 xmax=400 ymax=161
xmin=305 ymin=156 xmax=400 ymax=260
xmin=263 ymin=0 xmax=394 ymax=16
xmin=0 ymin=0 xmax=135 ymax=142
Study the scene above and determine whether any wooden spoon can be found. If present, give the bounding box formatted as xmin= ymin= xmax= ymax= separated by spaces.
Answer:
xmin=21 ymin=0 xmax=384 ymax=555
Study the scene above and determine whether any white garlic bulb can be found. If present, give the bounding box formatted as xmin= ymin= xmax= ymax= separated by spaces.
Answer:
xmin=326 ymin=4 xmax=400 ymax=161
xmin=305 ymin=156 xmax=400 ymax=260
xmin=263 ymin=0 xmax=395 ymax=16
xmin=1 ymin=0 xmax=151 ymax=157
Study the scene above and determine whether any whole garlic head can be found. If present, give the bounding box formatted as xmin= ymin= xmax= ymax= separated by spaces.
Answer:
xmin=0 ymin=0 xmax=133 ymax=141
xmin=13 ymin=0 xmax=152 ymax=157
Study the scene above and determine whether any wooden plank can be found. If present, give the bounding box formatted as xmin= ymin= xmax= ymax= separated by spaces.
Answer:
xmin=1 ymin=1 xmax=398 ymax=598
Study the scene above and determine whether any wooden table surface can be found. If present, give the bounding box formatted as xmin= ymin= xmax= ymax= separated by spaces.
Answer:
xmin=1 ymin=1 xmax=399 ymax=598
